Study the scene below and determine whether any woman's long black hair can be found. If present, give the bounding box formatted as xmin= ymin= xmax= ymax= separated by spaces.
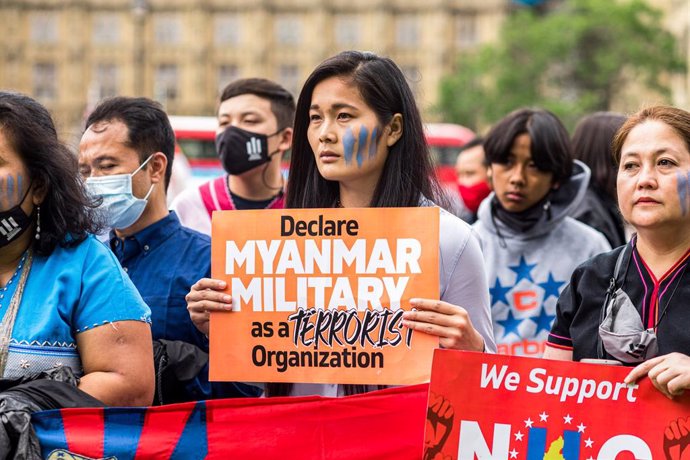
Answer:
xmin=286 ymin=50 xmax=443 ymax=209
xmin=0 ymin=91 xmax=102 ymax=256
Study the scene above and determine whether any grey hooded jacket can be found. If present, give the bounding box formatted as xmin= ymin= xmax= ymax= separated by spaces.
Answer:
xmin=472 ymin=160 xmax=611 ymax=357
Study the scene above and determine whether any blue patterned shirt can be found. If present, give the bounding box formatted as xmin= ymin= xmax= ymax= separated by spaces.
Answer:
xmin=3 ymin=235 xmax=151 ymax=379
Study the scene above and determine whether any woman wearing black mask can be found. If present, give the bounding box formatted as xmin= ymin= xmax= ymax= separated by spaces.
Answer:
xmin=172 ymin=78 xmax=294 ymax=235
xmin=0 ymin=91 xmax=154 ymax=406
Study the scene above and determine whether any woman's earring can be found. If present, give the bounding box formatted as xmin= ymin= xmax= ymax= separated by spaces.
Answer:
xmin=35 ymin=206 xmax=41 ymax=241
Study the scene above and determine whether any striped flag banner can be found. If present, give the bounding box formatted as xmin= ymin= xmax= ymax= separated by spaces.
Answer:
xmin=33 ymin=384 xmax=428 ymax=460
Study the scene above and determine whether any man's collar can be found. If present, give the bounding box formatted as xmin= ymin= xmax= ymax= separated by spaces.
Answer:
xmin=109 ymin=211 xmax=180 ymax=252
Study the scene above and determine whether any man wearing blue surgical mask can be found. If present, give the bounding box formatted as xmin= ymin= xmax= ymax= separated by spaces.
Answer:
xmin=79 ymin=97 xmax=255 ymax=403
xmin=171 ymin=78 xmax=295 ymax=235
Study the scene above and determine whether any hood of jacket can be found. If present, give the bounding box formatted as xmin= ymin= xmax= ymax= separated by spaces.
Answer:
xmin=476 ymin=159 xmax=591 ymax=240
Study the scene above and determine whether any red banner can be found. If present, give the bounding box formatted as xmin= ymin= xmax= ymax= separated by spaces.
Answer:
xmin=425 ymin=350 xmax=690 ymax=460
xmin=34 ymin=384 xmax=428 ymax=459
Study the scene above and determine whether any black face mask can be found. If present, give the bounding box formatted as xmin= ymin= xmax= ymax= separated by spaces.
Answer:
xmin=216 ymin=126 xmax=281 ymax=175
xmin=0 ymin=184 xmax=33 ymax=248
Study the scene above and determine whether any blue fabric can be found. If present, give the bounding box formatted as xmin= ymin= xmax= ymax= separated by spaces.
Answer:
xmin=109 ymin=211 xmax=210 ymax=350
xmin=33 ymin=403 xmax=209 ymax=459
xmin=103 ymin=410 xmax=147 ymax=460
xmin=31 ymin=408 xmax=68 ymax=454
xmin=170 ymin=402 xmax=208 ymax=460
xmin=4 ymin=236 xmax=151 ymax=379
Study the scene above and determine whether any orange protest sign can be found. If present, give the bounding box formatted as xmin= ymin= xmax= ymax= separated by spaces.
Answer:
xmin=209 ymin=207 xmax=440 ymax=385
xmin=425 ymin=350 xmax=690 ymax=460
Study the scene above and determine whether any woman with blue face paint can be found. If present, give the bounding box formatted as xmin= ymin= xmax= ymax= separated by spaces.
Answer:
xmin=544 ymin=106 xmax=690 ymax=399
xmin=186 ymin=51 xmax=496 ymax=397
xmin=0 ymin=92 xmax=154 ymax=406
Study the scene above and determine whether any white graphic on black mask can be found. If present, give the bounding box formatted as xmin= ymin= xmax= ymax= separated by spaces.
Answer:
xmin=246 ymin=137 xmax=263 ymax=161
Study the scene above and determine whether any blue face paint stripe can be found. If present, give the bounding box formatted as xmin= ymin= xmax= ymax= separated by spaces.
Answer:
xmin=356 ymin=125 xmax=368 ymax=168
xmin=679 ymin=171 xmax=689 ymax=216
xmin=369 ymin=127 xmax=378 ymax=159
xmin=343 ymin=128 xmax=356 ymax=165
xmin=686 ymin=171 xmax=690 ymax=215
xmin=17 ymin=174 xmax=22 ymax=206
xmin=7 ymin=175 xmax=13 ymax=207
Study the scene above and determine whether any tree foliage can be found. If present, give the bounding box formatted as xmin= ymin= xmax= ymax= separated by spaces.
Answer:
xmin=438 ymin=0 xmax=686 ymax=130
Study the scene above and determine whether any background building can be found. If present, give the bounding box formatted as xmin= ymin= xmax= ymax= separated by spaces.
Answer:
xmin=656 ymin=0 xmax=690 ymax=108
xmin=0 ymin=0 xmax=508 ymax=142
xmin=0 ymin=0 xmax=688 ymax=143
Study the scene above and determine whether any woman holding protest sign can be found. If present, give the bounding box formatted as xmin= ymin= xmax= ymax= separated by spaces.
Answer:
xmin=186 ymin=51 xmax=496 ymax=396
xmin=544 ymin=106 xmax=690 ymax=399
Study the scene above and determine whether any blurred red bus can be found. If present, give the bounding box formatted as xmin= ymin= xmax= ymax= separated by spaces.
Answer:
xmin=424 ymin=123 xmax=476 ymax=185
xmin=168 ymin=116 xmax=475 ymax=187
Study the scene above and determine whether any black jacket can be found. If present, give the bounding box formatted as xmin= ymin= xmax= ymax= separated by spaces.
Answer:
xmin=571 ymin=187 xmax=626 ymax=248
xmin=152 ymin=339 xmax=261 ymax=405
xmin=0 ymin=367 xmax=104 ymax=460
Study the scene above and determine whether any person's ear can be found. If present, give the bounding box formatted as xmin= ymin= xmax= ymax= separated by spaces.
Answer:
xmin=551 ymin=180 xmax=560 ymax=190
xmin=31 ymin=178 xmax=47 ymax=206
xmin=148 ymin=152 xmax=168 ymax=185
xmin=486 ymin=166 xmax=494 ymax=188
xmin=385 ymin=114 xmax=403 ymax=147
xmin=277 ymin=127 xmax=293 ymax=155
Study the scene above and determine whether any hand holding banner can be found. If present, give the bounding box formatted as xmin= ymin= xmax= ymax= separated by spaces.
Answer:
xmin=425 ymin=350 xmax=690 ymax=460
xmin=210 ymin=207 xmax=440 ymax=385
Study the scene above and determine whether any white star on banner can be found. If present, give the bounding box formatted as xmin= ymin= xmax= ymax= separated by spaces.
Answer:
xmin=587 ymin=457 xmax=595 ymax=460
xmin=514 ymin=431 xmax=524 ymax=441
xmin=524 ymin=418 xmax=534 ymax=428
xmin=563 ymin=414 xmax=573 ymax=424
xmin=510 ymin=449 xmax=519 ymax=459
xmin=539 ymin=411 xmax=549 ymax=422
xmin=585 ymin=438 xmax=594 ymax=448
xmin=577 ymin=423 xmax=586 ymax=433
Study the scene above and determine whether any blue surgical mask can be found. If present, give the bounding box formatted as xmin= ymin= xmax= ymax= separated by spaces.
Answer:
xmin=85 ymin=155 xmax=154 ymax=230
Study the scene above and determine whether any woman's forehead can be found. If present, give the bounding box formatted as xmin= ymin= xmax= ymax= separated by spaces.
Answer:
xmin=311 ymin=77 xmax=364 ymax=106
xmin=622 ymin=120 xmax=688 ymax=156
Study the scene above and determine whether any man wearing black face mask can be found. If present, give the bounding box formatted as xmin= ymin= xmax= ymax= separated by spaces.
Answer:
xmin=172 ymin=78 xmax=295 ymax=235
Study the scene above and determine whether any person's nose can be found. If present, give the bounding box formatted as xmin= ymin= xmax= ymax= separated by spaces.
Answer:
xmin=509 ymin=164 xmax=526 ymax=187
xmin=637 ymin=163 xmax=658 ymax=189
xmin=318 ymin=119 xmax=337 ymax=144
